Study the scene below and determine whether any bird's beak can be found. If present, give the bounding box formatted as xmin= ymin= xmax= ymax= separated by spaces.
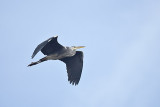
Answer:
xmin=74 ymin=46 xmax=85 ymax=49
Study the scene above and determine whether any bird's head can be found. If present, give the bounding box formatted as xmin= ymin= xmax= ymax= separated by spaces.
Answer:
xmin=71 ymin=46 xmax=85 ymax=50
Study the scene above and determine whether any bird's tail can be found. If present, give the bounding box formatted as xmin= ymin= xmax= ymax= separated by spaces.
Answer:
xmin=28 ymin=57 xmax=47 ymax=67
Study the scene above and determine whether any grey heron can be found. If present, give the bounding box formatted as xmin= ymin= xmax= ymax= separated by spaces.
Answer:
xmin=28 ymin=36 xmax=85 ymax=85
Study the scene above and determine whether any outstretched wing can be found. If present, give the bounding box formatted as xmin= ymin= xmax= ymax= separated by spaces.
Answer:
xmin=31 ymin=36 xmax=64 ymax=58
xmin=41 ymin=36 xmax=64 ymax=55
xmin=60 ymin=51 xmax=84 ymax=85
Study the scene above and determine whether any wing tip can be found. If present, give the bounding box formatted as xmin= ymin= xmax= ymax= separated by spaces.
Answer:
xmin=31 ymin=55 xmax=34 ymax=59
xmin=31 ymin=53 xmax=36 ymax=59
xmin=68 ymin=79 xmax=80 ymax=86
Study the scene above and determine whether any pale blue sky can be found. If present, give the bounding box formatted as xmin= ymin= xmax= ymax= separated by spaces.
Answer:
xmin=0 ymin=0 xmax=160 ymax=107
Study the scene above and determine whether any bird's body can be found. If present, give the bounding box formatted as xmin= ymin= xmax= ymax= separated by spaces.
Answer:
xmin=28 ymin=36 xmax=85 ymax=85
xmin=43 ymin=47 xmax=76 ymax=60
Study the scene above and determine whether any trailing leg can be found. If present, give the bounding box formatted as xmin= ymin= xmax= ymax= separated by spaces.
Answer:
xmin=28 ymin=57 xmax=48 ymax=67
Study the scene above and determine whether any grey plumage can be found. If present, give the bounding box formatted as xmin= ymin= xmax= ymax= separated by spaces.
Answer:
xmin=28 ymin=36 xmax=85 ymax=85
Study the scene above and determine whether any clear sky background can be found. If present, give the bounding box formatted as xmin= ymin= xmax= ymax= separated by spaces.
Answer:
xmin=0 ymin=0 xmax=160 ymax=107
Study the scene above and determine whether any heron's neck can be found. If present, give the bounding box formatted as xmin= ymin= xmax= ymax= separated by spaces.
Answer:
xmin=66 ymin=47 xmax=76 ymax=56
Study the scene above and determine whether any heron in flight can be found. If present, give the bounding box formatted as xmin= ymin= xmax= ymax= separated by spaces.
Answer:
xmin=28 ymin=36 xmax=85 ymax=85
